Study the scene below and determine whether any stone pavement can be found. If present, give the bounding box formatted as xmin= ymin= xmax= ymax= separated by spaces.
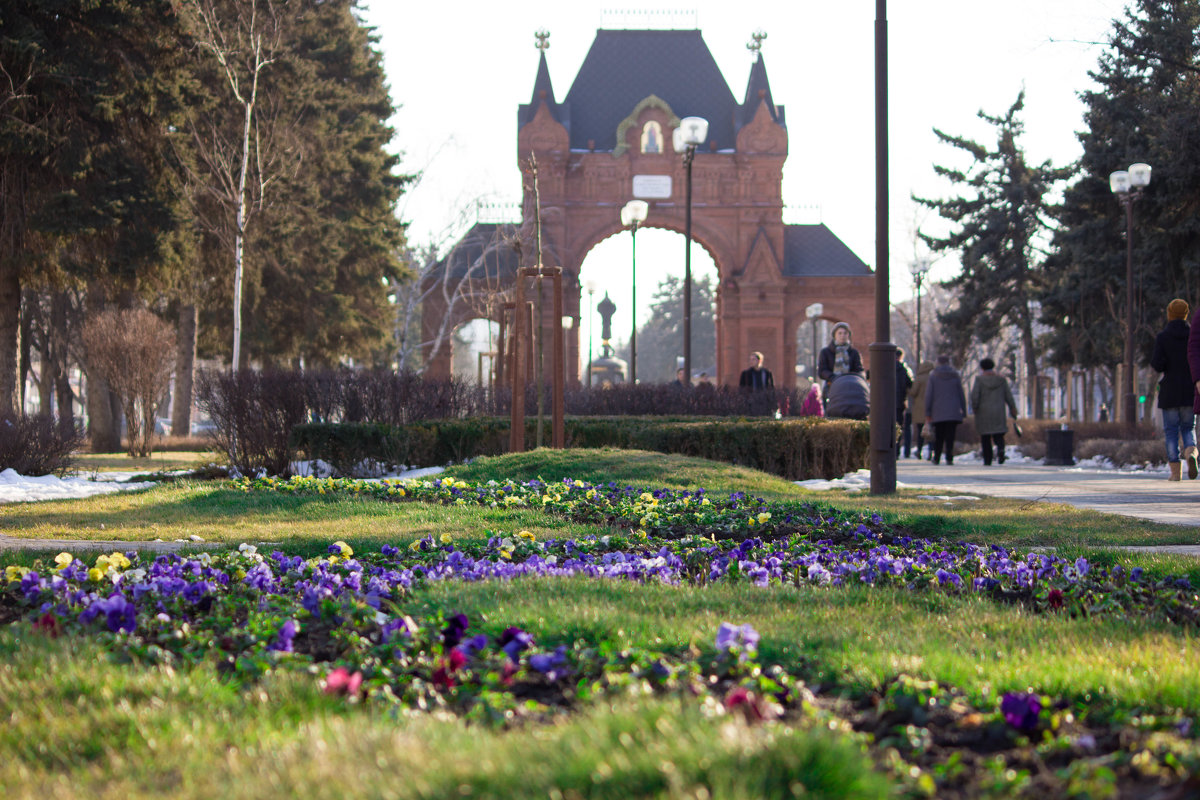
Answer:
xmin=895 ymin=456 xmax=1200 ymax=552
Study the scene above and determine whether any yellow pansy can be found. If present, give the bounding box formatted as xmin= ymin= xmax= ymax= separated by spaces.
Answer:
xmin=332 ymin=541 xmax=353 ymax=558
xmin=440 ymin=533 xmax=454 ymax=544
xmin=517 ymin=530 xmax=536 ymax=541
xmin=54 ymin=553 xmax=74 ymax=568
xmin=757 ymin=512 xmax=771 ymax=524
xmin=87 ymin=568 xmax=104 ymax=582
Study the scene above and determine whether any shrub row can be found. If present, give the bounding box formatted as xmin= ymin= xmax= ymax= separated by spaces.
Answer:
xmin=197 ymin=369 xmax=820 ymax=475
xmin=0 ymin=413 xmax=84 ymax=477
xmin=290 ymin=416 xmax=870 ymax=481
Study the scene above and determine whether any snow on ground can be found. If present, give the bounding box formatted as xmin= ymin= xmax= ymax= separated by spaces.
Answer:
xmin=0 ymin=464 xmax=447 ymax=505
xmin=0 ymin=468 xmax=156 ymax=504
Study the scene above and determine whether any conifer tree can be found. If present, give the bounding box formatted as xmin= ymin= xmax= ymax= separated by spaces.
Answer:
xmin=1042 ymin=0 xmax=1200 ymax=375
xmin=915 ymin=92 xmax=1069 ymax=415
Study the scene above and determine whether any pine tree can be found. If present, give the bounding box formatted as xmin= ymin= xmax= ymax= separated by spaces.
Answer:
xmin=1042 ymin=0 xmax=1200 ymax=376
xmin=915 ymin=92 xmax=1069 ymax=415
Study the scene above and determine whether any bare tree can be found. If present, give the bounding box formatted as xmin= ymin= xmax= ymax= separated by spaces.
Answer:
xmin=175 ymin=0 xmax=293 ymax=371
xmin=392 ymin=212 xmax=533 ymax=373
xmin=83 ymin=309 xmax=177 ymax=457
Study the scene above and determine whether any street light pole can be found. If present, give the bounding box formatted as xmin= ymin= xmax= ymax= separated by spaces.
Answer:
xmin=909 ymin=257 xmax=930 ymax=366
xmin=868 ymin=0 xmax=897 ymax=495
xmin=621 ymin=200 xmax=649 ymax=383
xmin=584 ymin=280 xmax=597 ymax=387
xmin=1110 ymin=163 xmax=1151 ymax=427
xmin=674 ymin=116 xmax=708 ymax=383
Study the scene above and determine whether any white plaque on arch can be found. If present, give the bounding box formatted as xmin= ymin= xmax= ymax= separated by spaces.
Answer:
xmin=632 ymin=174 xmax=672 ymax=198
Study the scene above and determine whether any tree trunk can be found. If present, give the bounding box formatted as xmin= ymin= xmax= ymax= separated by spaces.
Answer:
xmin=51 ymin=291 xmax=74 ymax=433
xmin=172 ymin=302 xmax=197 ymax=436
xmin=85 ymin=286 xmax=121 ymax=451
xmin=0 ymin=264 xmax=20 ymax=415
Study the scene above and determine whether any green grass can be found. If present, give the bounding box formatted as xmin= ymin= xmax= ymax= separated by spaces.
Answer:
xmin=71 ymin=450 xmax=218 ymax=474
xmin=443 ymin=448 xmax=810 ymax=499
xmin=0 ymin=632 xmax=888 ymax=800
xmin=4 ymin=449 xmax=1200 ymax=796
xmin=0 ymin=482 xmax=600 ymax=548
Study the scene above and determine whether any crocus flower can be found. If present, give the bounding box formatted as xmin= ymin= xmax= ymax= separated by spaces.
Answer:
xmin=1000 ymin=692 xmax=1042 ymax=732
xmin=442 ymin=613 xmax=470 ymax=648
xmin=1047 ymin=589 xmax=1064 ymax=609
xmin=715 ymin=622 xmax=759 ymax=661
xmin=323 ymin=666 xmax=363 ymax=696
xmin=499 ymin=626 xmax=534 ymax=660
xmin=268 ymin=619 xmax=298 ymax=652
xmin=32 ymin=612 xmax=61 ymax=638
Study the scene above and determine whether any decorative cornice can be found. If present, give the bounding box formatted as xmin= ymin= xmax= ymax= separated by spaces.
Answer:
xmin=612 ymin=94 xmax=681 ymax=158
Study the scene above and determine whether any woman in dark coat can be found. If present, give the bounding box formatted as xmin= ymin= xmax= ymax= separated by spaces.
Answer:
xmin=817 ymin=323 xmax=863 ymax=401
xmin=1151 ymin=299 xmax=1196 ymax=480
xmin=924 ymin=355 xmax=966 ymax=465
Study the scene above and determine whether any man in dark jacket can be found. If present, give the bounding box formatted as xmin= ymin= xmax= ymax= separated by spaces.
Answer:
xmin=738 ymin=351 xmax=774 ymax=391
xmin=1152 ymin=299 xmax=1197 ymax=480
xmin=924 ymin=355 xmax=966 ymax=465
xmin=895 ymin=348 xmax=913 ymax=457
xmin=818 ymin=322 xmax=864 ymax=401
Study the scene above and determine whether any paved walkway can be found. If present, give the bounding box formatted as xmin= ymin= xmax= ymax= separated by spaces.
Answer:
xmin=896 ymin=457 xmax=1200 ymax=550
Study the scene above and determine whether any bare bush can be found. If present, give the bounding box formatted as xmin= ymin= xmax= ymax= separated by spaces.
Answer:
xmin=0 ymin=413 xmax=85 ymax=476
xmin=83 ymin=309 xmax=177 ymax=457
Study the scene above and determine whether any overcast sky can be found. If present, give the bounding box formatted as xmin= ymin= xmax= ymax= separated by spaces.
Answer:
xmin=359 ymin=1 xmax=1131 ymax=365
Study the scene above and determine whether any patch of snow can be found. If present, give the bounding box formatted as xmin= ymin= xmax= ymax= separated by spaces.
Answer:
xmin=0 ymin=468 xmax=155 ymax=504
xmin=794 ymin=468 xmax=871 ymax=492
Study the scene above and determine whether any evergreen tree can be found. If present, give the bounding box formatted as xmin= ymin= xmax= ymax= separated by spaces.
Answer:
xmin=915 ymin=92 xmax=1069 ymax=414
xmin=0 ymin=0 xmax=186 ymax=415
xmin=1042 ymin=0 xmax=1200 ymax=374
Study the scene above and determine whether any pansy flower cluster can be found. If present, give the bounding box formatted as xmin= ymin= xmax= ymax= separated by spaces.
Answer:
xmin=239 ymin=475 xmax=1200 ymax=626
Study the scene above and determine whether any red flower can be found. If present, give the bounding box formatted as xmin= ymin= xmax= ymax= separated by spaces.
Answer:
xmin=723 ymin=686 xmax=767 ymax=723
xmin=1047 ymin=588 xmax=1065 ymax=609
xmin=324 ymin=666 xmax=363 ymax=696
xmin=33 ymin=612 xmax=60 ymax=638
xmin=432 ymin=647 xmax=468 ymax=690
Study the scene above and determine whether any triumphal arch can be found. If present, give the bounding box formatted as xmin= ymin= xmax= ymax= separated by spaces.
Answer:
xmin=422 ymin=29 xmax=874 ymax=387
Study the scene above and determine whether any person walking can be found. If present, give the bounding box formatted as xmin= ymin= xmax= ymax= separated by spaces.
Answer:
xmin=738 ymin=351 xmax=774 ymax=391
xmin=908 ymin=360 xmax=934 ymax=459
xmin=817 ymin=323 xmax=864 ymax=401
xmin=1152 ymin=298 xmax=1197 ymax=480
xmin=924 ymin=355 xmax=966 ymax=465
xmin=969 ymin=357 xmax=1018 ymax=466
xmin=895 ymin=348 xmax=913 ymax=458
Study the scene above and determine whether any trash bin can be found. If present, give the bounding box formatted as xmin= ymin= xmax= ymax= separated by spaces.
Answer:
xmin=1044 ymin=428 xmax=1075 ymax=466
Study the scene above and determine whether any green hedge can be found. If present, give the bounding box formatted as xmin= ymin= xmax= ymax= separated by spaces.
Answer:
xmin=290 ymin=416 xmax=869 ymax=481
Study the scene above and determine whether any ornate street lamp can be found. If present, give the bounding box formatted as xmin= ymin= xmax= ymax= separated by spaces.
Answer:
xmin=673 ymin=116 xmax=708 ymax=383
xmin=805 ymin=302 xmax=824 ymax=381
xmin=1109 ymin=162 xmax=1151 ymax=426
xmin=620 ymin=200 xmax=649 ymax=383
xmin=584 ymin=279 xmax=598 ymax=387
xmin=909 ymin=257 xmax=930 ymax=366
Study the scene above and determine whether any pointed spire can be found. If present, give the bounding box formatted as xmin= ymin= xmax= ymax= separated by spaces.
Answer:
xmin=530 ymin=50 xmax=557 ymax=109
xmin=740 ymin=53 xmax=778 ymax=128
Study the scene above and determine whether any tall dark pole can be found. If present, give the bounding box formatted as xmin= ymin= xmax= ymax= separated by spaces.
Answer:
xmin=683 ymin=146 xmax=695 ymax=383
xmin=914 ymin=273 xmax=922 ymax=366
xmin=1123 ymin=197 xmax=1135 ymax=427
xmin=812 ymin=320 xmax=818 ymax=380
xmin=630 ymin=222 xmax=639 ymax=383
xmin=869 ymin=0 xmax=897 ymax=494
xmin=586 ymin=288 xmax=595 ymax=387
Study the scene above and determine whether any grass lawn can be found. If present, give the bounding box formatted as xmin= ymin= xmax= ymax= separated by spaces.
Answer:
xmin=2 ymin=449 xmax=1199 ymax=797
xmin=72 ymin=450 xmax=219 ymax=474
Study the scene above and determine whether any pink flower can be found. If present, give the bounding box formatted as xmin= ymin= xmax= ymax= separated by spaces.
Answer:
xmin=1047 ymin=588 xmax=1064 ymax=609
xmin=33 ymin=612 xmax=61 ymax=638
xmin=723 ymin=686 xmax=767 ymax=723
xmin=323 ymin=666 xmax=363 ymax=696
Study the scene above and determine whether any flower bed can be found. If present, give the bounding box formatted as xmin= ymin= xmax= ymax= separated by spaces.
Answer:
xmin=3 ymin=474 xmax=1200 ymax=796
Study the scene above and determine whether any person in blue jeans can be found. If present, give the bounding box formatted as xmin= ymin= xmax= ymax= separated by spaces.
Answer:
xmin=1151 ymin=298 xmax=1197 ymax=480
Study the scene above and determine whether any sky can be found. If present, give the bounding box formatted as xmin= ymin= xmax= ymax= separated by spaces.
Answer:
xmin=359 ymin=0 xmax=1132 ymax=368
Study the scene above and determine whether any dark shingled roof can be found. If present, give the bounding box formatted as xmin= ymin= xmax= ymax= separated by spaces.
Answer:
xmin=783 ymin=225 xmax=872 ymax=277
xmin=433 ymin=223 xmax=523 ymax=283
xmin=740 ymin=54 xmax=783 ymax=129
xmin=518 ymin=51 xmax=567 ymax=130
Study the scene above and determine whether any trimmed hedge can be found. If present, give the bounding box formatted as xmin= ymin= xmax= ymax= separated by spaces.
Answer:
xmin=291 ymin=416 xmax=869 ymax=481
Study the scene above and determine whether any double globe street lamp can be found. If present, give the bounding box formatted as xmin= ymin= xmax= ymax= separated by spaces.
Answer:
xmin=909 ymin=257 xmax=931 ymax=366
xmin=620 ymin=200 xmax=649 ymax=383
xmin=673 ymin=116 xmax=708 ymax=383
xmin=1109 ymin=162 xmax=1151 ymax=426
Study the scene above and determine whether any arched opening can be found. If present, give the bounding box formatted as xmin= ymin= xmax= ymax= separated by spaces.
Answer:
xmin=450 ymin=317 xmax=499 ymax=385
xmin=577 ymin=227 xmax=719 ymax=384
xmin=794 ymin=316 xmax=830 ymax=387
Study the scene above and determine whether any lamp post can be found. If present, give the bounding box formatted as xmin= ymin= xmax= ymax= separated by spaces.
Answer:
xmin=1109 ymin=162 xmax=1151 ymax=427
xmin=805 ymin=302 xmax=824 ymax=382
xmin=673 ymin=116 xmax=708 ymax=383
xmin=620 ymin=200 xmax=649 ymax=383
xmin=909 ymin=257 xmax=930 ymax=366
xmin=584 ymin=279 xmax=597 ymax=387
